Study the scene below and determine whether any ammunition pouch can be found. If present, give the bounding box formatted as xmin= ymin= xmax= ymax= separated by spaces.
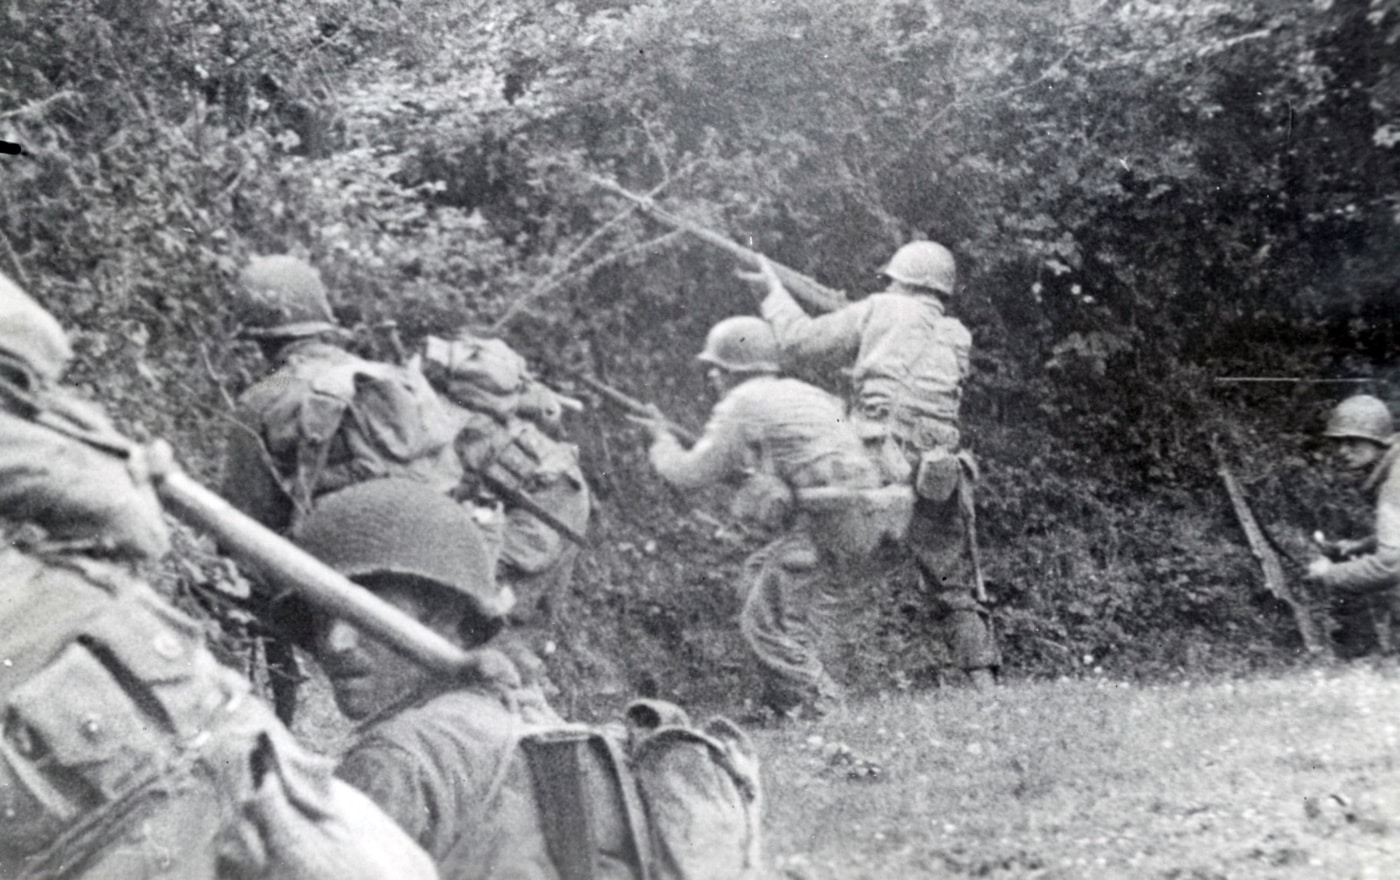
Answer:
xmin=0 ymin=558 xmax=247 ymax=874
xmin=914 ymin=448 xmax=961 ymax=503
xmin=457 ymin=414 xmax=582 ymax=500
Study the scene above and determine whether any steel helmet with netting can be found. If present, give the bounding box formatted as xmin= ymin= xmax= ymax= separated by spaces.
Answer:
xmin=234 ymin=255 xmax=338 ymax=340
xmin=1324 ymin=394 xmax=1394 ymax=445
xmin=697 ymin=316 xmax=781 ymax=374
xmin=295 ymin=478 xmax=513 ymax=619
xmin=881 ymin=241 xmax=957 ymax=294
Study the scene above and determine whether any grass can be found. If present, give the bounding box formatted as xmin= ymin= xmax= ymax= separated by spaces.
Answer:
xmin=753 ymin=663 xmax=1400 ymax=879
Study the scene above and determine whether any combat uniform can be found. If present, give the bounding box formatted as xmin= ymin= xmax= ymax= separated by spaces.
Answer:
xmin=336 ymin=656 xmax=563 ymax=880
xmin=761 ymin=282 xmax=1000 ymax=677
xmin=221 ymin=336 xmax=461 ymax=720
xmin=1314 ymin=440 xmax=1400 ymax=615
xmin=649 ymin=375 xmax=878 ymax=715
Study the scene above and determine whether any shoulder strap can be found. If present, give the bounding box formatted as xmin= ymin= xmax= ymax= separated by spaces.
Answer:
xmin=518 ymin=727 xmax=654 ymax=880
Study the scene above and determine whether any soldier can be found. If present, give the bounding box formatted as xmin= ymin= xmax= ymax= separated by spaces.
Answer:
xmin=295 ymin=478 xmax=564 ymax=879
xmin=221 ymin=254 xmax=462 ymax=720
xmin=0 ymin=272 xmax=435 ymax=879
xmin=1306 ymin=394 xmax=1400 ymax=650
xmin=419 ymin=329 xmax=592 ymax=687
xmin=743 ymin=247 xmax=999 ymax=688
xmin=630 ymin=316 xmax=880 ymax=720
xmin=221 ymin=254 xmax=461 ymax=533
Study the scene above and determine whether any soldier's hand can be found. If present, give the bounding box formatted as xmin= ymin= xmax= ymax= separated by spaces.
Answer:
xmin=1304 ymin=556 xmax=1334 ymax=581
xmin=735 ymin=256 xmax=783 ymax=297
xmin=625 ymin=404 xmax=671 ymax=438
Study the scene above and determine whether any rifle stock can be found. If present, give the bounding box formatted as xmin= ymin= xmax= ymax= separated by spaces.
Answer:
xmin=574 ymin=373 xmax=698 ymax=444
xmin=588 ymin=175 xmax=849 ymax=313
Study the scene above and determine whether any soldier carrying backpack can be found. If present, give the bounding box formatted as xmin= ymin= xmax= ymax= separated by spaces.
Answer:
xmin=295 ymin=479 xmax=763 ymax=880
xmin=220 ymin=255 xmax=464 ymax=721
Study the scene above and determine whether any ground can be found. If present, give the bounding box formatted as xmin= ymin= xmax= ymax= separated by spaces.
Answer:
xmin=757 ymin=663 xmax=1400 ymax=879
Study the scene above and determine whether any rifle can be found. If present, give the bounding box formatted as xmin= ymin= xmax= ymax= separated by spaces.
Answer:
xmin=587 ymin=174 xmax=850 ymax=314
xmin=1 ymin=378 xmax=485 ymax=676
xmin=1212 ymin=377 xmax=1374 ymax=385
xmin=1210 ymin=436 xmax=1332 ymax=656
xmin=573 ymin=373 xmax=699 ymax=444
xmin=479 ymin=465 xmax=591 ymax=548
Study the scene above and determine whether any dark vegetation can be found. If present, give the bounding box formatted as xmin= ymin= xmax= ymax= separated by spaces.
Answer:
xmin=4 ymin=0 xmax=1399 ymax=711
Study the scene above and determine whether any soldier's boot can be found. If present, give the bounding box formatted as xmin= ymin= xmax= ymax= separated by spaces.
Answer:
xmin=947 ymin=605 xmax=1000 ymax=689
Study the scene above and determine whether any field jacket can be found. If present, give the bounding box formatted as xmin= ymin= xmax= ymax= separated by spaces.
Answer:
xmin=1319 ymin=440 xmax=1400 ymax=595
xmin=761 ymin=283 xmax=970 ymax=447
xmin=649 ymin=375 xmax=874 ymax=493
xmin=337 ymin=664 xmax=562 ymax=880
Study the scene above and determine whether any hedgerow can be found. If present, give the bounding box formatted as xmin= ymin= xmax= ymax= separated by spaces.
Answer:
xmin=3 ymin=0 xmax=1398 ymax=707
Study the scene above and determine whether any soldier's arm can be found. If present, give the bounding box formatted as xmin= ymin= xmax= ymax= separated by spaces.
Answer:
xmin=649 ymin=394 xmax=747 ymax=490
xmin=336 ymin=740 xmax=435 ymax=849
xmin=1316 ymin=468 xmax=1400 ymax=594
xmin=758 ymin=280 xmax=864 ymax=367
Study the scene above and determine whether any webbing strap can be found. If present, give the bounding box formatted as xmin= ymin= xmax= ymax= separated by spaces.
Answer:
xmin=521 ymin=729 xmax=599 ymax=880
xmin=595 ymin=733 xmax=656 ymax=880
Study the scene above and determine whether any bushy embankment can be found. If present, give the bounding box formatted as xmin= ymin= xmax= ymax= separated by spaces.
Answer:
xmin=4 ymin=0 xmax=1399 ymax=703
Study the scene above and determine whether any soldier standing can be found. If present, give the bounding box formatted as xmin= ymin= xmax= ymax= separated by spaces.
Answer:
xmin=221 ymin=254 xmax=462 ymax=720
xmin=631 ymin=316 xmax=880 ymax=720
xmin=295 ymin=479 xmax=566 ymax=879
xmin=1306 ymin=394 xmax=1400 ymax=649
xmin=0 ymin=272 xmax=436 ymax=879
xmin=744 ymin=247 xmax=999 ymax=688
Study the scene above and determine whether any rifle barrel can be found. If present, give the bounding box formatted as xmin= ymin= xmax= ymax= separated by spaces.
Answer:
xmin=574 ymin=373 xmax=698 ymax=444
xmin=158 ymin=472 xmax=480 ymax=675
xmin=588 ymin=175 xmax=848 ymax=313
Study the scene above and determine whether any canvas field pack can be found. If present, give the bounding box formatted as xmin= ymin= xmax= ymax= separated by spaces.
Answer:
xmin=260 ymin=351 xmax=461 ymax=518
xmin=517 ymin=699 xmax=764 ymax=880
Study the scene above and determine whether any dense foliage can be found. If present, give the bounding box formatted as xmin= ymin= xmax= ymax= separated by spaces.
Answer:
xmin=3 ymin=0 xmax=1398 ymax=706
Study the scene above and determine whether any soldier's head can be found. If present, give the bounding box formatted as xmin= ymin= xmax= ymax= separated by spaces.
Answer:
xmin=233 ymin=255 xmax=340 ymax=358
xmin=1323 ymin=394 xmax=1394 ymax=470
xmin=296 ymin=478 xmax=512 ymax=720
xmin=0 ymin=272 xmax=172 ymax=561
xmin=880 ymin=241 xmax=957 ymax=299
xmin=696 ymin=316 xmax=780 ymax=396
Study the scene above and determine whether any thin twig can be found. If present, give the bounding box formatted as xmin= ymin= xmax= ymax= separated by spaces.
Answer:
xmin=490 ymin=166 xmax=694 ymax=332
xmin=199 ymin=342 xmax=240 ymax=412
xmin=1 ymin=235 xmax=31 ymax=287
xmin=0 ymin=90 xmax=78 ymax=120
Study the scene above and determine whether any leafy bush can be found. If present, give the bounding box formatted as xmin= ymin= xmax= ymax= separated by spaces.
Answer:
xmin=4 ymin=0 xmax=1399 ymax=706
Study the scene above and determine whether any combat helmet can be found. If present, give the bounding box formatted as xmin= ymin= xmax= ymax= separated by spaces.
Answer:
xmin=0 ymin=271 xmax=74 ymax=387
xmin=1324 ymin=394 xmax=1394 ymax=445
xmin=697 ymin=316 xmax=781 ymax=374
xmin=881 ymin=241 xmax=957 ymax=295
xmin=234 ymin=255 xmax=338 ymax=340
xmin=296 ymin=478 xmax=514 ymax=618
